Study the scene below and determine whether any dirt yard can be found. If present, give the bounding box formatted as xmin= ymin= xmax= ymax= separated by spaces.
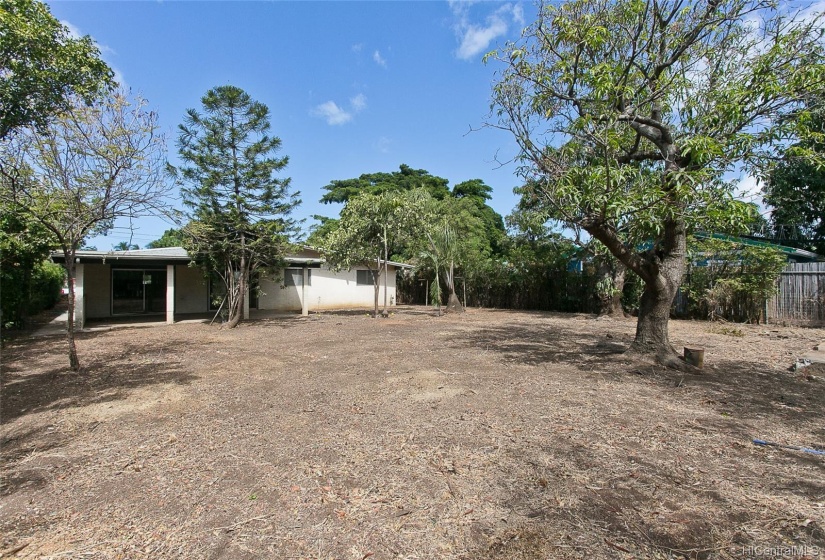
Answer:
xmin=1 ymin=307 xmax=824 ymax=559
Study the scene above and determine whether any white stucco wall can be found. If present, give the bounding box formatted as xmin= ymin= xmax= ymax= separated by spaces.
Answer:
xmin=84 ymin=264 xmax=111 ymax=318
xmin=174 ymin=265 xmax=209 ymax=314
xmin=257 ymin=265 xmax=399 ymax=312
xmin=77 ymin=260 xmax=402 ymax=318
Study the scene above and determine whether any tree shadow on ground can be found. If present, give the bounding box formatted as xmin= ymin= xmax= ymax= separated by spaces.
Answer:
xmin=472 ymin=438 xmax=824 ymax=560
xmin=452 ymin=322 xmax=825 ymax=431
xmin=1 ymin=334 xmax=198 ymax=497
xmin=1 ymin=334 xmax=197 ymax=425
xmin=0 ymin=333 xmax=197 ymax=424
xmin=454 ymin=320 xmax=630 ymax=367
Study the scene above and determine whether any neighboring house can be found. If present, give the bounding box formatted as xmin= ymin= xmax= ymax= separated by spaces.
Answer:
xmin=51 ymin=247 xmax=411 ymax=328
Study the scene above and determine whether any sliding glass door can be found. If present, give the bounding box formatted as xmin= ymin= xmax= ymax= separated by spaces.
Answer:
xmin=112 ymin=269 xmax=166 ymax=315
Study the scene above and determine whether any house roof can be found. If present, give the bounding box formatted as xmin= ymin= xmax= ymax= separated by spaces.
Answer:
xmin=51 ymin=247 xmax=191 ymax=265
xmin=51 ymin=247 xmax=414 ymax=269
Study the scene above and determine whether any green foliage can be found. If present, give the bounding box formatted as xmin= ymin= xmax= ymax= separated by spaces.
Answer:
xmin=324 ymin=189 xmax=430 ymax=269
xmin=413 ymin=196 xmax=493 ymax=307
xmin=0 ymin=0 xmax=114 ymax=139
xmin=323 ymin=189 xmax=430 ymax=316
xmin=113 ymin=241 xmax=139 ymax=251
xmin=317 ymin=170 xmax=505 ymax=264
xmin=0 ymin=91 xmax=170 ymax=369
xmin=146 ymin=228 xmax=185 ymax=249
xmin=684 ymin=237 xmax=787 ymax=323
xmin=452 ymin=179 xmax=506 ymax=256
xmin=320 ymin=164 xmax=450 ymax=204
xmin=305 ymin=215 xmax=339 ymax=248
xmin=172 ymin=85 xmax=300 ymax=326
xmin=488 ymin=0 xmax=825 ymax=350
xmin=0 ymin=209 xmax=60 ymax=328
xmin=763 ymin=99 xmax=825 ymax=255
xmin=452 ymin=179 xmax=493 ymax=203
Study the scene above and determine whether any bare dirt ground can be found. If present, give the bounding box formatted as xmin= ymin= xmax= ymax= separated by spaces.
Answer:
xmin=1 ymin=307 xmax=824 ymax=559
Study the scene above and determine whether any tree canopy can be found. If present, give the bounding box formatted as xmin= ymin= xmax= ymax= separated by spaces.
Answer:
xmin=0 ymin=91 xmax=170 ymax=370
xmin=323 ymin=189 xmax=430 ymax=317
xmin=0 ymin=0 xmax=114 ymax=139
xmin=172 ymin=85 xmax=300 ymax=328
xmin=146 ymin=228 xmax=185 ymax=249
xmin=320 ymin=164 xmax=450 ymax=204
xmin=763 ymin=99 xmax=825 ymax=255
xmin=487 ymin=0 xmax=825 ymax=360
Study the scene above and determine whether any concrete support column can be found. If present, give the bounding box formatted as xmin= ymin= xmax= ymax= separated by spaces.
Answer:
xmin=74 ymin=263 xmax=85 ymax=329
xmin=166 ymin=265 xmax=175 ymax=324
xmin=301 ymin=266 xmax=309 ymax=316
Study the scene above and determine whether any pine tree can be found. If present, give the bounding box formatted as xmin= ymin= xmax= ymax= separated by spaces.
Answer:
xmin=172 ymin=85 xmax=300 ymax=328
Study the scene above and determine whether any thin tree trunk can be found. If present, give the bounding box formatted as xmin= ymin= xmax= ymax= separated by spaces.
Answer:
xmin=382 ymin=228 xmax=389 ymax=317
xmin=225 ymin=258 xmax=243 ymax=329
xmin=609 ymin=263 xmax=626 ymax=316
xmin=373 ymin=257 xmax=380 ymax=318
xmin=63 ymin=258 xmax=80 ymax=372
xmin=434 ymin=265 xmax=441 ymax=317
xmin=597 ymin=259 xmax=626 ymax=316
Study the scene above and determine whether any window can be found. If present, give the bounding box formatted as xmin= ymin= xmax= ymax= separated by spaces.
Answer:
xmin=284 ymin=268 xmax=311 ymax=287
xmin=356 ymin=269 xmax=377 ymax=286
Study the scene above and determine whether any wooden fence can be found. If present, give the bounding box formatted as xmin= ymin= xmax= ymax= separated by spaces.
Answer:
xmin=766 ymin=262 xmax=825 ymax=325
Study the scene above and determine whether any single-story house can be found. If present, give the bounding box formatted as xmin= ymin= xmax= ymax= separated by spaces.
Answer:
xmin=51 ymin=247 xmax=412 ymax=328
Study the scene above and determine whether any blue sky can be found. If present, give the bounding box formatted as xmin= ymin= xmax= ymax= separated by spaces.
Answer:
xmin=45 ymin=1 xmax=536 ymax=250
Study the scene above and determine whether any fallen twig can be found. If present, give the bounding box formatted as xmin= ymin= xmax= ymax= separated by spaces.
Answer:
xmin=1 ymin=541 xmax=30 ymax=556
xmin=216 ymin=513 xmax=275 ymax=532
xmin=604 ymin=538 xmax=631 ymax=553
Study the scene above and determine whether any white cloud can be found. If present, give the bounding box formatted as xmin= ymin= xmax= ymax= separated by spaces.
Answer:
xmin=312 ymin=101 xmax=352 ymax=126
xmin=373 ymin=49 xmax=387 ymax=67
xmin=352 ymin=43 xmax=364 ymax=53
xmin=375 ymin=136 xmax=391 ymax=153
xmin=451 ymin=3 xmax=525 ymax=61
xmin=735 ymin=173 xmax=762 ymax=202
xmin=312 ymin=94 xmax=367 ymax=126
xmin=350 ymin=93 xmax=367 ymax=112
xmin=456 ymin=18 xmax=508 ymax=60
xmin=511 ymin=3 xmax=525 ymax=26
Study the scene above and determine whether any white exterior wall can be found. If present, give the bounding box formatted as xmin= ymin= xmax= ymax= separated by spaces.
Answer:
xmin=257 ymin=265 xmax=399 ymax=312
xmin=84 ymin=264 xmax=111 ymax=319
xmin=174 ymin=265 xmax=209 ymax=314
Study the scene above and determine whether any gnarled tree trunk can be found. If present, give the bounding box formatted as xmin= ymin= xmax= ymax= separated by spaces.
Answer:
xmin=586 ymin=211 xmax=687 ymax=362
xmin=631 ymin=264 xmax=682 ymax=356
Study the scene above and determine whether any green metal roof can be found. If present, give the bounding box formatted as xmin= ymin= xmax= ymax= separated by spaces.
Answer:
xmin=693 ymin=232 xmax=821 ymax=262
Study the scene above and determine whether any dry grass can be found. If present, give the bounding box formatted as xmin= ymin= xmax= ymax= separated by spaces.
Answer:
xmin=1 ymin=307 xmax=824 ymax=559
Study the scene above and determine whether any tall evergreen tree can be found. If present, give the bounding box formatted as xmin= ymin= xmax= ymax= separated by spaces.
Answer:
xmin=172 ymin=85 xmax=300 ymax=328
